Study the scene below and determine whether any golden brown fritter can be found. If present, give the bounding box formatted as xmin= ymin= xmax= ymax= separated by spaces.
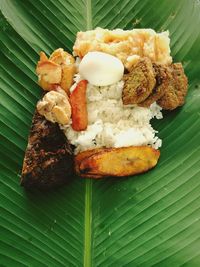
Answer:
xmin=139 ymin=64 xmax=171 ymax=107
xmin=122 ymin=57 xmax=156 ymax=105
xmin=157 ymin=63 xmax=188 ymax=110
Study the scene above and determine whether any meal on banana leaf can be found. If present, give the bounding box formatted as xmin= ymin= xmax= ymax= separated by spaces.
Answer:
xmin=21 ymin=28 xmax=188 ymax=188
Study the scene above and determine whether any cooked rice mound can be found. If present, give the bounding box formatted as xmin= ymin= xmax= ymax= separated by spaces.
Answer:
xmin=62 ymin=75 xmax=163 ymax=153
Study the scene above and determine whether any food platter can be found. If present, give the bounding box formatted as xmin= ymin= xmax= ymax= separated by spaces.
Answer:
xmin=0 ymin=0 xmax=200 ymax=266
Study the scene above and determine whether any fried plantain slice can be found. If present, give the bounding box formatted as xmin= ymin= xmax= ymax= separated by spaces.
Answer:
xmin=79 ymin=146 xmax=160 ymax=177
xmin=75 ymin=148 xmax=107 ymax=178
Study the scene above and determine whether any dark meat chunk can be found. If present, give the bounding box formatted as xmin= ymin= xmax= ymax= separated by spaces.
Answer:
xmin=139 ymin=64 xmax=171 ymax=107
xmin=157 ymin=63 xmax=188 ymax=110
xmin=122 ymin=57 xmax=156 ymax=105
xmin=21 ymin=111 xmax=74 ymax=189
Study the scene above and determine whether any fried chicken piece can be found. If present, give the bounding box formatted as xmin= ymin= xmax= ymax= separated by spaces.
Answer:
xmin=139 ymin=64 xmax=171 ymax=107
xmin=122 ymin=57 xmax=156 ymax=105
xmin=21 ymin=111 xmax=74 ymax=189
xmin=157 ymin=63 xmax=188 ymax=110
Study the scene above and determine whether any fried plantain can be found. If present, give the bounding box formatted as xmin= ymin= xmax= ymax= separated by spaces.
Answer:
xmin=75 ymin=148 xmax=106 ymax=178
xmin=79 ymin=146 xmax=160 ymax=177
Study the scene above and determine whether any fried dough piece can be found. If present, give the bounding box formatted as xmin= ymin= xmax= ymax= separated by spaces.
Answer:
xmin=79 ymin=146 xmax=160 ymax=177
xmin=50 ymin=48 xmax=75 ymax=65
xmin=61 ymin=64 xmax=76 ymax=95
xmin=139 ymin=64 xmax=171 ymax=107
xmin=40 ymin=51 xmax=48 ymax=61
xmin=157 ymin=63 xmax=188 ymax=110
xmin=36 ymin=61 xmax=62 ymax=84
xmin=122 ymin=58 xmax=156 ymax=105
xmin=75 ymin=148 xmax=106 ymax=178
xmin=36 ymin=49 xmax=76 ymax=94
xmin=21 ymin=111 xmax=74 ymax=188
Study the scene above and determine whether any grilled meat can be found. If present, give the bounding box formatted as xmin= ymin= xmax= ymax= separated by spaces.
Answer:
xmin=122 ymin=58 xmax=188 ymax=110
xmin=157 ymin=63 xmax=188 ymax=110
xmin=122 ymin=57 xmax=156 ymax=105
xmin=21 ymin=111 xmax=74 ymax=189
xmin=139 ymin=64 xmax=171 ymax=107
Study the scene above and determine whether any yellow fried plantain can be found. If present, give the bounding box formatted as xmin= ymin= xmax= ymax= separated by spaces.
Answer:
xmin=79 ymin=146 xmax=160 ymax=177
xmin=75 ymin=148 xmax=107 ymax=178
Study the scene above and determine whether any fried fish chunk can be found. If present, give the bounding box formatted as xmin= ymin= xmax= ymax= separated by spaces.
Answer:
xmin=122 ymin=58 xmax=156 ymax=105
xmin=79 ymin=146 xmax=160 ymax=177
xmin=139 ymin=64 xmax=171 ymax=107
xmin=157 ymin=63 xmax=188 ymax=110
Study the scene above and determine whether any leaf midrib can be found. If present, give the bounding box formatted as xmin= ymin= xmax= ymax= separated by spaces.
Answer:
xmin=84 ymin=179 xmax=93 ymax=267
xmin=86 ymin=0 xmax=92 ymax=30
xmin=84 ymin=0 xmax=93 ymax=266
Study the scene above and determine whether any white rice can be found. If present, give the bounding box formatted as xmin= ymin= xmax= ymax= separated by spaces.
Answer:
xmin=61 ymin=75 xmax=163 ymax=154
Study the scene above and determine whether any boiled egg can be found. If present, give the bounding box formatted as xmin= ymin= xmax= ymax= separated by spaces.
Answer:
xmin=79 ymin=52 xmax=124 ymax=86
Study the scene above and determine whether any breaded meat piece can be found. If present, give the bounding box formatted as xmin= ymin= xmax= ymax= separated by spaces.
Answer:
xmin=157 ymin=63 xmax=188 ymax=110
xmin=122 ymin=57 xmax=156 ymax=105
xmin=139 ymin=64 xmax=171 ymax=107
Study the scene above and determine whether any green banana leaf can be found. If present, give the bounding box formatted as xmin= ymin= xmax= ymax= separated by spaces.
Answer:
xmin=0 ymin=0 xmax=200 ymax=266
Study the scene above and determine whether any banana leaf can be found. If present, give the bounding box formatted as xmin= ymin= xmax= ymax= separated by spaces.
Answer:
xmin=0 ymin=0 xmax=200 ymax=266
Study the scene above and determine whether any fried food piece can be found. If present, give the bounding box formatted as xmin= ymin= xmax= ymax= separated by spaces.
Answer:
xmin=122 ymin=58 xmax=156 ymax=105
xmin=73 ymin=28 xmax=172 ymax=67
xmin=36 ymin=49 xmax=76 ymax=94
xmin=21 ymin=111 xmax=74 ymax=189
xmin=139 ymin=64 xmax=171 ymax=107
xmin=36 ymin=61 xmax=62 ymax=84
xmin=61 ymin=64 xmax=76 ymax=95
xmin=79 ymin=146 xmax=160 ymax=177
xmin=70 ymin=80 xmax=88 ymax=131
xmin=157 ymin=63 xmax=188 ymax=110
xmin=50 ymin=48 xmax=75 ymax=65
xmin=75 ymin=148 xmax=106 ymax=178
xmin=38 ymin=78 xmax=58 ymax=91
xmin=40 ymin=51 xmax=48 ymax=61
xmin=37 ymin=89 xmax=71 ymax=125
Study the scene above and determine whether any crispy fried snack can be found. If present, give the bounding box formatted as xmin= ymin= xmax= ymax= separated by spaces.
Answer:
xmin=36 ymin=48 xmax=76 ymax=94
xmin=73 ymin=28 xmax=172 ymax=68
xmin=122 ymin=58 xmax=156 ymax=105
xmin=76 ymin=146 xmax=160 ymax=178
